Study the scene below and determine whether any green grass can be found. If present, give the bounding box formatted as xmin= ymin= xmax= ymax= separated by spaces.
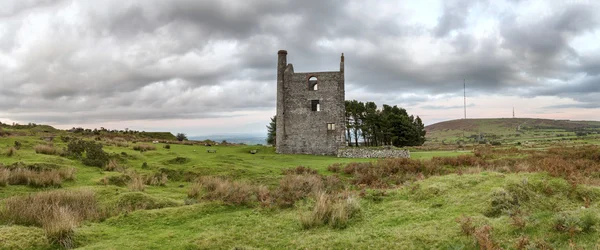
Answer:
xmin=2 ymin=134 xmax=600 ymax=249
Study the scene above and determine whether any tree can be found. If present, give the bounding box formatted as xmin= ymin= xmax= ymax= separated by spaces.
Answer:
xmin=176 ymin=133 xmax=187 ymax=141
xmin=344 ymin=100 xmax=426 ymax=147
xmin=266 ymin=115 xmax=276 ymax=145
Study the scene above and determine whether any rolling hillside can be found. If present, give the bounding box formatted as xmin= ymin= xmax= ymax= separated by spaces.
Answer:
xmin=425 ymin=118 xmax=600 ymax=144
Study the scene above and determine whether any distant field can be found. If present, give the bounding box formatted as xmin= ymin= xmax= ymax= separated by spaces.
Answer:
xmin=2 ymin=126 xmax=600 ymax=249
xmin=425 ymin=118 xmax=600 ymax=146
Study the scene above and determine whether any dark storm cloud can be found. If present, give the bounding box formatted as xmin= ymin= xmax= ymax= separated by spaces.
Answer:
xmin=1 ymin=0 xmax=600 ymax=126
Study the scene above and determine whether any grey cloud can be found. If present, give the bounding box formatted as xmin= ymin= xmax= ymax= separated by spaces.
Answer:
xmin=1 ymin=0 xmax=600 ymax=127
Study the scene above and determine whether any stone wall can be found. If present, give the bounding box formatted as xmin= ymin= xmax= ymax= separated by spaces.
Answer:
xmin=337 ymin=147 xmax=410 ymax=158
xmin=276 ymin=50 xmax=347 ymax=155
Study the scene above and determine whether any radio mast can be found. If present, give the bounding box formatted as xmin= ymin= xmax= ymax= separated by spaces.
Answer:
xmin=463 ymin=79 xmax=466 ymax=119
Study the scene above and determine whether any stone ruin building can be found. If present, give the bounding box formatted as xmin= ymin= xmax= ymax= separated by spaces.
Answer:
xmin=275 ymin=50 xmax=347 ymax=155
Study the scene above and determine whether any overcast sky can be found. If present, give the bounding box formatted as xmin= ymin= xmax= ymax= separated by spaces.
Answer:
xmin=1 ymin=0 xmax=599 ymax=136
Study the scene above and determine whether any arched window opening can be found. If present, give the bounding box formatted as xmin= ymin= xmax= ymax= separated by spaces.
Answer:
xmin=308 ymin=76 xmax=318 ymax=90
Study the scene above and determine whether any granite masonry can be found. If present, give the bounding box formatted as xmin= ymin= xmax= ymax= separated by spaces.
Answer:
xmin=275 ymin=50 xmax=347 ymax=155
xmin=337 ymin=147 xmax=411 ymax=158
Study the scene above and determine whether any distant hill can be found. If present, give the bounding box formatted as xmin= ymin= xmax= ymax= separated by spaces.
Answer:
xmin=190 ymin=133 xmax=266 ymax=145
xmin=425 ymin=118 xmax=600 ymax=144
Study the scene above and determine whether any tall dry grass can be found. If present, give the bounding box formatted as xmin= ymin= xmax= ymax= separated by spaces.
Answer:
xmin=128 ymin=174 xmax=146 ymax=192
xmin=0 ymin=189 xmax=98 ymax=248
xmin=0 ymin=167 xmax=75 ymax=187
xmin=299 ymin=192 xmax=361 ymax=229
xmin=197 ymin=176 xmax=256 ymax=206
xmin=133 ymin=144 xmax=156 ymax=152
xmin=5 ymin=147 xmax=17 ymax=156
xmin=34 ymin=144 xmax=63 ymax=155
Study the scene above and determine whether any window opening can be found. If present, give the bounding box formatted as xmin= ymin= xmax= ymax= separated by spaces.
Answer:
xmin=311 ymin=100 xmax=321 ymax=111
xmin=327 ymin=123 xmax=336 ymax=130
xmin=308 ymin=76 xmax=318 ymax=90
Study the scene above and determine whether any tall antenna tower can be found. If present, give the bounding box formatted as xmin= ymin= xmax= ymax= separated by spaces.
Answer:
xmin=463 ymin=79 xmax=466 ymax=119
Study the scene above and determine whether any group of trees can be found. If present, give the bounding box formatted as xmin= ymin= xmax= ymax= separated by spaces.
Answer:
xmin=266 ymin=100 xmax=426 ymax=147
xmin=345 ymin=100 xmax=425 ymax=147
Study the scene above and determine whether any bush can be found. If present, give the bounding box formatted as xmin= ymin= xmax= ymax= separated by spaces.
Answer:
xmin=14 ymin=141 xmax=22 ymax=150
xmin=34 ymin=144 xmax=63 ymax=155
xmin=164 ymin=144 xmax=171 ymax=149
xmin=133 ymin=144 xmax=156 ymax=152
xmin=176 ymin=133 xmax=187 ymax=141
xmin=299 ymin=192 xmax=361 ymax=229
xmin=82 ymin=142 xmax=109 ymax=167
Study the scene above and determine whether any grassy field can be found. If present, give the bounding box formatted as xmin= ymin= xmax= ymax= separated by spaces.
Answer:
xmin=2 ymin=126 xmax=600 ymax=249
xmin=426 ymin=118 xmax=600 ymax=147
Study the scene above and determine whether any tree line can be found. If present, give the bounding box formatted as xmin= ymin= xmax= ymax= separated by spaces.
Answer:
xmin=267 ymin=100 xmax=426 ymax=147
xmin=345 ymin=100 xmax=425 ymax=147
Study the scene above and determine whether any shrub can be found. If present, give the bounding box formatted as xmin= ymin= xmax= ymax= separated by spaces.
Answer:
xmin=82 ymin=142 xmax=109 ymax=167
xmin=580 ymin=211 xmax=598 ymax=233
xmin=141 ymin=162 xmax=149 ymax=169
xmin=133 ymin=144 xmax=156 ymax=152
xmin=164 ymin=144 xmax=171 ymax=149
xmin=299 ymin=192 xmax=361 ymax=229
xmin=283 ymin=166 xmax=318 ymax=175
xmin=66 ymin=140 xmax=86 ymax=156
xmin=34 ymin=144 xmax=63 ymax=155
xmin=14 ymin=141 xmax=22 ymax=150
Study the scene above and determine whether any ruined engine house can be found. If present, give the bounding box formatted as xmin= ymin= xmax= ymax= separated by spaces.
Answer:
xmin=275 ymin=50 xmax=346 ymax=155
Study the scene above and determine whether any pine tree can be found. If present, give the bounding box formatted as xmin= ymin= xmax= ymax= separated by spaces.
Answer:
xmin=266 ymin=116 xmax=276 ymax=145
